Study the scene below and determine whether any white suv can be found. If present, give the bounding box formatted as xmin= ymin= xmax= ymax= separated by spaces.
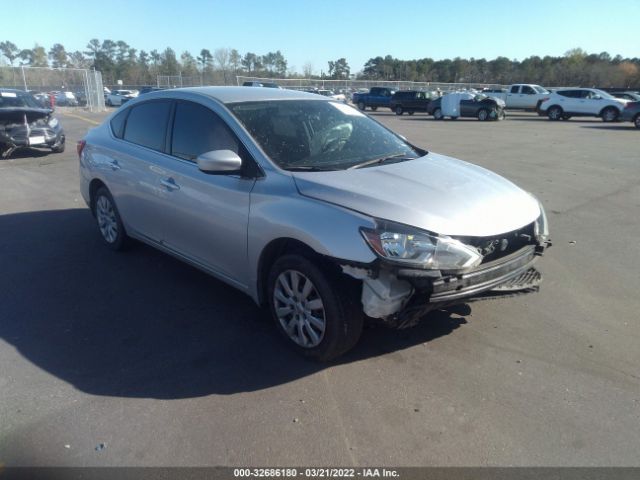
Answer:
xmin=539 ymin=88 xmax=628 ymax=122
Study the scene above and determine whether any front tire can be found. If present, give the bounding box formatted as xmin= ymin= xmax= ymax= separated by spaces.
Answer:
xmin=267 ymin=254 xmax=363 ymax=361
xmin=395 ymin=105 xmax=403 ymax=115
xmin=477 ymin=109 xmax=489 ymax=121
xmin=548 ymin=106 xmax=563 ymax=121
xmin=93 ymin=187 xmax=129 ymax=251
xmin=634 ymin=114 xmax=640 ymax=129
xmin=370 ymin=106 xmax=378 ymax=111
xmin=51 ymin=136 xmax=65 ymax=153
xmin=601 ymin=107 xmax=619 ymax=123
xmin=433 ymin=108 xmax=443 ymax=120
xmin=357 ymin=101 xmax=365 ymax=111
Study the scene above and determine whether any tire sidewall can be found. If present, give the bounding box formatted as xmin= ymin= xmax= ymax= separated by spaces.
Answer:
xmin=267 ymin=254 xmax=362 ymax=361
xmin=548 ymin=106 xmax=562 ymax=120
xmin=94 ymin=187 xmax=128 ymax=251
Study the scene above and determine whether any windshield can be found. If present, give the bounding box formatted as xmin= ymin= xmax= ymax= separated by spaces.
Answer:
xmin=0 ymin=91 xmax=43 ymax=109
xmin=229 ymin=100 xmax=421 ymax=171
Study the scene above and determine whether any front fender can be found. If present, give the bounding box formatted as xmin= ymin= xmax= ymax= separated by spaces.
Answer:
xmin=247 ymin=175 xmax=377 ymax=301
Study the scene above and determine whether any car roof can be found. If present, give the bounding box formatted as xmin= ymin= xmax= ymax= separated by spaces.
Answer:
xmin=0 ymin=88 xmax=27 ymax=94
xmin=143 ymin=86 xmax=325 ymax=104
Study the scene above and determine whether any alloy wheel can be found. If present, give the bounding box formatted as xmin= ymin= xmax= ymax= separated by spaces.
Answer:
xmin=96 ymin=195 xmax=118 ymax=243
xmin=273 ymin=270 xmax=326 ymax=348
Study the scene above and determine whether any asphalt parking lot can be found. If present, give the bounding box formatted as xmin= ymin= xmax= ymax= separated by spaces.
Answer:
xmin=0 ymin=107 xmax=638 ymax=467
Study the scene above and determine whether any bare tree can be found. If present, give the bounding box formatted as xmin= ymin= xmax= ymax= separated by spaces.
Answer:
xmin=213 ymin=48 xmax=230 ymax=84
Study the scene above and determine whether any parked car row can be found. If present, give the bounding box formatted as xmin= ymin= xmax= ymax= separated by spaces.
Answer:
xmin=351 ymin=84 xmax=637 ymax=128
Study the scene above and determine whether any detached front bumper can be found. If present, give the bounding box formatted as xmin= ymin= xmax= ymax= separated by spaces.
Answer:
xmin=428 ymin=245 xmax=537 ymax=302
xmin=343 ymin=243 xmax=546 ymax=328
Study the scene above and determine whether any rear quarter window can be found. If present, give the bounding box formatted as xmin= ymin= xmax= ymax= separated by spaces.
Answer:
xmin=123 ymin=101 xmax=172 ymax=151
xmin=110 ymin=109 xmax=128 ymax=139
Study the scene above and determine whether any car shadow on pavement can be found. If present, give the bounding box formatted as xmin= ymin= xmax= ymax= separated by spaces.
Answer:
xmin=579 ymin=125 xmax=636 ymax=131
xmin=0 ymin=209 xmax=469 ymax=399
xmin=1 ymin=148 xmax=51 ymax=160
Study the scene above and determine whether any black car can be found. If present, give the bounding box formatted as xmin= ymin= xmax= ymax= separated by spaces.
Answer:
xmin=427 ymin=94 xmax=506 ymax=121
xmin=139 ymin=86 xmax=163 ymax=95
xmin=390 ymin=90 xmax=433 ymax=115
xmin=0 ymin=88 xmax=65 ymax=158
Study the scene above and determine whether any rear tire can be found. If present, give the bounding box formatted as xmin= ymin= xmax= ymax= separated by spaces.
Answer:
xmin=634 ymin=114 xmax=640 ymax=129
xmin=408 ymin=110 xmax=415 ymax=115
xmin=357 ymin=101 xmax=365 ymax=111
xmin=433 ymin=108 xmax=443 ymax=120
xmin=477 ymin=109 xmax=489 ymax=121
xmin=93 ymin=187 xmax=129 ymax=251
xmin=371 ymin=106 xmax=378 ymax=111
xmin=267 ymin=254 xmax=363 ymax=361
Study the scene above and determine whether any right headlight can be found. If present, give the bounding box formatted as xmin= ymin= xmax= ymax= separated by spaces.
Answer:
xmin=361 ymin=220 xmax=482 ymax=271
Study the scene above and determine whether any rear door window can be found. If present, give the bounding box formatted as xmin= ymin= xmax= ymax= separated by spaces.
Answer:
xmin=123 ymin=101 xmax=172 ymax=151
xmin=510 ymin=86 xmax=520 ymax=94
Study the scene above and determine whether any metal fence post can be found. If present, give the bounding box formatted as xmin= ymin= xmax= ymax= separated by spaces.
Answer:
xmin=21 ymin=66 xmax=27 ymax=91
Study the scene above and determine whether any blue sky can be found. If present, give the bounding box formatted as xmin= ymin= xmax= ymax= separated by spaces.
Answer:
xmin=6 ymin=0 xmax=640 ymax=74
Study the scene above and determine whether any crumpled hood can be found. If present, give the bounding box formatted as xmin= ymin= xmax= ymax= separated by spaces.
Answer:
xmin=292 ymin=152 xmax=541 ymax=237
xmin=0 ymin=107 xmax=52 ymax=125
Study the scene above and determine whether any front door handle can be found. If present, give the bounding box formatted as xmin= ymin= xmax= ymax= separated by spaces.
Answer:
xmin=109 ymin=160 xmax=121 ymax=171
xmin=160 ymin=177 xmax=180 ymax=191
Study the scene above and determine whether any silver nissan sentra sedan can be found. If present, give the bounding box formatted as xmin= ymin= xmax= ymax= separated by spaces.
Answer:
xmin=79 ymin=87 xmax=550 ymax=360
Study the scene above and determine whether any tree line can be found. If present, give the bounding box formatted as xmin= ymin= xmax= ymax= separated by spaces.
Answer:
xmin=1 ymin=39 xmax=638 ymax=88
xmin=361 ymin=49 xmax=639 ymax=88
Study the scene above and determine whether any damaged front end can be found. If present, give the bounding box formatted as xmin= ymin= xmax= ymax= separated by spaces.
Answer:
xmin=0 ymin=107 xmax=65 ymax=158
xmin=342 ymin=213 xmax=551 ymax=329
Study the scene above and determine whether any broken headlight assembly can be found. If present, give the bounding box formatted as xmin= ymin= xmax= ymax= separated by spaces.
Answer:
xmin=361 ymin=220 xmax=482 ymax=271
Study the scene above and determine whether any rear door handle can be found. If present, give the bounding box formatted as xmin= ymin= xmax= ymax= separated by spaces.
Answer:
xmin=108 ymin=160 xmax=121 ymax=171
xmin=160 ymin=177 xmax=180 ymax=191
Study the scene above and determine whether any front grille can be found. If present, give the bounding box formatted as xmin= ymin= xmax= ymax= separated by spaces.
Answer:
xmin=453 ymin=222 xmax=536 ymax=264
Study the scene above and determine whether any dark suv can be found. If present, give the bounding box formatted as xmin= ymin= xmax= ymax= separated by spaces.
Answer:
xmin=390 ymin=90 xmax=432 ymax=115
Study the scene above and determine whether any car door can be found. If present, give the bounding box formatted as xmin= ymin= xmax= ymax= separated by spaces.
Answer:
xmin=106 ymin=100 xmax=173 ymax=242
xmin=572 ymin=90 xmax=593 ymax=114
xmin=154 ymin=100 xmax=257 ymax=287
xmin=506 ymin=85 xmax=521 ymax=108
xmin=519 ymin=85 xmax=537 ymax=109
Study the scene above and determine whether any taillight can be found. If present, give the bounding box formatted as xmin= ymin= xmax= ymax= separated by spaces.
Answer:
xmin=77 ymin=139 xmax=86 ymax=158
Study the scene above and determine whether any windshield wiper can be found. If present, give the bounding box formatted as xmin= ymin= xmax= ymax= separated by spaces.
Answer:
xmin=347 ymin=154 xmax=417 ymax=170
xmin=285 ymin=165 xmax=337 ymax=172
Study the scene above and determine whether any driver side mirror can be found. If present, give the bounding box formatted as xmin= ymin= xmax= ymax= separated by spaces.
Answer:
xmin=197 ymin=150 xmax=242 ymax=173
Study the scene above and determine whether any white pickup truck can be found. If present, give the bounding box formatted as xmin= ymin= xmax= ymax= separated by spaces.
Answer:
xmin=483 ymin=84 xmax=550 ymax=110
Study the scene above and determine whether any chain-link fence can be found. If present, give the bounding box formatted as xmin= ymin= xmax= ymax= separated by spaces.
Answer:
xmin=0 ymin=66 xmax=105 ymax=112
xmin=236 ymin=76 xmax=508 ymax=94
xmin=157 ymin=75 xmax=204 ymax=88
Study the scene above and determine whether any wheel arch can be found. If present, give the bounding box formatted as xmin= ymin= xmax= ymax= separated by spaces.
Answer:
xmin=599 ymin=105 xmax=620 ymax=117
xmin=89 ymin=178 xmax=108 ymax=215
xmin=257 ymin=238 xmax=333 ymax=306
